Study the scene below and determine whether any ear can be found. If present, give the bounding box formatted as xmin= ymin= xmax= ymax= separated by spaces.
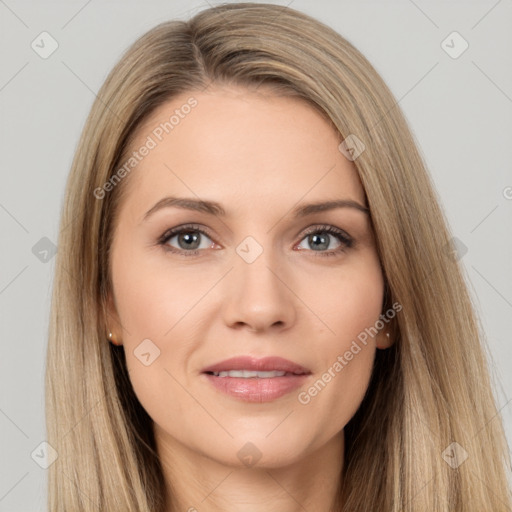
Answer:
xmin=104 ymin=291 xmax=123 ymax=345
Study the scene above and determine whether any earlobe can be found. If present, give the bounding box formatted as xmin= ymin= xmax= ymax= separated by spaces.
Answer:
xmin=104 ymin=292 xmax=123 ymax=346
xmin=376 ymin=320 xmax=397 ymax=349
xmin=376 ymin=331 xmax=393 ymax=349
xmin=108 ymin=331 xmax=122 ymax=346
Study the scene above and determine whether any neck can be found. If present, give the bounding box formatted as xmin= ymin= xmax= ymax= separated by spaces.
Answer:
xmin=156 ymin=428 xmax=344 ymax=512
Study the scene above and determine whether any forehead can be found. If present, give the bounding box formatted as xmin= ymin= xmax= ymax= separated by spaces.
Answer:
xmin=119 ymin=85 xmax=365 ymax=217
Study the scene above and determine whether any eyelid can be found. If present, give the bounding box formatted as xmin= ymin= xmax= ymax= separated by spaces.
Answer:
xmin=157 ymin=223 xmax=216 ymax=245
xmin=299 ymin=224 xmax=352 ymax=243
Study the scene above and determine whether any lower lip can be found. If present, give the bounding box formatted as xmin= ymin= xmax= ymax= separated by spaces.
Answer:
xmin=202 ymin=373 xmax=311 ymax=403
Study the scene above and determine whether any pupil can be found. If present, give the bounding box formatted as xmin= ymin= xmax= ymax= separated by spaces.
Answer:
xmin=179 ymin=232 xmax=200 ymax=250
xmin=310 ymin=233 xmax=328 ymax=250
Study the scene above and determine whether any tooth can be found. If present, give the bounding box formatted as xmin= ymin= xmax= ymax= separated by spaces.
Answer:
xmin=215 ymin=370 xmax=287 ymax=378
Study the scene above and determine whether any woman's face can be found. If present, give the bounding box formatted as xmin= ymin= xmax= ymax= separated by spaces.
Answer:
xmin=108 ymin=85 xmax=389 ymax=469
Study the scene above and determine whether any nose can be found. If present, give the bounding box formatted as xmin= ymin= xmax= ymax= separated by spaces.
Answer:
xmin=221 ymin=247 xmax=297 ymax=333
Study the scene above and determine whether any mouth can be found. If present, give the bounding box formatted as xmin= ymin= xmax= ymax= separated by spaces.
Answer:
xmin=201 ymin=355 xmax=311 ymax=375
xmin=201 ymin=356 xmax=312 ymax=402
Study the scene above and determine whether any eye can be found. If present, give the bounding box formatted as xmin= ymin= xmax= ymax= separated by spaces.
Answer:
xmin=295 ymin=225 xmax=354 ymax=257
xmin=158 ymin=224 xmax=216 ymax=256
xmin=157 ymin=223 xmax=354 ymax=258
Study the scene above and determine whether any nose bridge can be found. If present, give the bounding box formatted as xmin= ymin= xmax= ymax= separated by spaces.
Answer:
xmin=236 ymin=236 xmax=281 ymax=291
xmin=222 ymin=234 xmax=296 ymax=331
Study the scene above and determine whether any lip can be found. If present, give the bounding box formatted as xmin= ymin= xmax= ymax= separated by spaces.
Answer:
xmin=201 ymin=356 xmax=312 ymax=403
xmin=201 ymin=356 xmax=311 ymax=375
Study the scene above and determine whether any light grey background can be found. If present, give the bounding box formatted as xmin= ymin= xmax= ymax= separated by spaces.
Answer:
xmin=1 ymin=0 xmax=511 ymax=509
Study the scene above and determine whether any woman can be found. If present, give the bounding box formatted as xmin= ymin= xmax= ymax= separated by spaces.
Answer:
xmin=46 ymin=3 xmax=511 ymax=511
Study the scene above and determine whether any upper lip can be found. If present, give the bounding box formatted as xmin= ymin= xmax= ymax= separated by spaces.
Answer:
xmin=201 ymin=356 xmax=311 ymax=375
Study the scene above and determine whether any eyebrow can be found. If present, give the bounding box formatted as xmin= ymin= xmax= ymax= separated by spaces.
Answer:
xmin=142 ymin=196 xmax=369 ymax=221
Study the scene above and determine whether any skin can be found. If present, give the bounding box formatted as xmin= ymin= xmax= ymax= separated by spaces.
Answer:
xmin=107 ymin=84 xmax=393 ymax=512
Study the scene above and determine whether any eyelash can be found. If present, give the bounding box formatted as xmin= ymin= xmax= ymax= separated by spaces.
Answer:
xmin=157 ymin=223 xmax=354 ymax=258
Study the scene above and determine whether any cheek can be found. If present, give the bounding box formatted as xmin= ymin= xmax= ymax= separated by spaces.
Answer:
xmin=298 ymin=344 xmax=375 ymax=446
xmin=304 ymin=252 xmax=384 ymax=343
xmin=109 ymin=245 xmax=210 ymax=426
xmin=110 ymin=242 xmax=203 ymax=339
xmin=295 ymin=255 xmax=383 ymax=432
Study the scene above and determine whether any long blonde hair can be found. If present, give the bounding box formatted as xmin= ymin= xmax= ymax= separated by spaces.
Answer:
xmin=46 ymin=3 xmax=511 ymax=510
